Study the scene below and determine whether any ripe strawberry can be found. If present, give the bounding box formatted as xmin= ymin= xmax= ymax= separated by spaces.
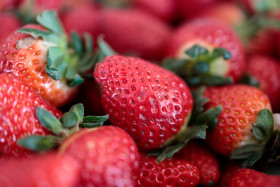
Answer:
xmin=59 ymin=126 xmax=140 ymax=186
xmin=0 ymin=11 xmax=95 ymax=107
xmin=0 ymin=73 xmax=62 ymax=157
xmin=218 ymin=161 xmax=240 ymax=187
xmin=0 ymin=153 xmax=79 ymax=187
xmin=247 ymin=55 xmax=280 ymax=112
xmin=167 ymin=19 xmax=246 ymax=83
xmin=229 ymin=168 xmax=280 ymax=187
xmin=203 ymin=85 xmax=271 ymax=156
xmin=94 ymin=55 xmax=193 ymax=150
xmin=97 ymin=9 xmax=171 ymax=61
xmin=176 ymin=141 xmax=220 ymax=185
xmin=137 ymin=154 xmax=200 ymax=187
xmin=61 ymin=3 xmax=99 ymax=40
xmin=132 ymin=0 xmax=176 ymax=22
xmin=0 ymin=13 xmax=21 ymax=44
xmin=192 ymin=2 xmax=246 ymax=26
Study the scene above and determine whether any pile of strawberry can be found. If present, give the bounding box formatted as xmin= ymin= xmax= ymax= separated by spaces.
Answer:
xmin=1 ymin=0 xmax=280 ymax=186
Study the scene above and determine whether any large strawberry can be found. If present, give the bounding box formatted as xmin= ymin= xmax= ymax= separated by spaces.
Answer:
xmin=166 ymin=19 xmax=245 ymax=85
xmin=229 ymin=168 xmax=280 ymax=187
xmin=0 ymin=153 xmax=79 ymax=187
xmin=0 ymin=73 xmax=62 ymax=157
xmin=137 ymin=154 xmax=200 ymax=187
xmin=94 ymin=55 xmax=193 ymax=151
xmin=0 ymin=11 xmax=96 ymax=107
xmin=59 ymin=126 xmax=140 ymax=186
xmin=202 ymin=85 xmax=272 ymax=158
xmin=176 ymin=141 xmax=220 ymax=185
xmin=97 ymin=9 xmax=171 ymax=61
xmin=247 ymin=55 xmax=280 ymax=112
xmin=0 ymin=13 xmax=21 ymax=44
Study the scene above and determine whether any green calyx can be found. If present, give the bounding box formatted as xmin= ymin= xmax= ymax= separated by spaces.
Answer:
xmin=230 ymin=109 xmax=276 ymax=168
xmin=148 ymin=87 xmax=222 ymax=163
xmin=16 ymin=11 xmax=98 ymax=87
xmin=163 ymin=45 xmax=232 ymax=86
xmin=17 ymin=103 xmax=109 ymax=152
xmin=252 ymin=0 xmax=280 ymax=13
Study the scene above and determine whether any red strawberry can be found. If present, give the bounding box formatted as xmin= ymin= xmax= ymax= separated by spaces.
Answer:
xmin=94 ymin=55 xmax=193 ymax=150
xmin=137 ymin=154 xmax=200 ymax=187
xmin=0 ymin=13 xmax=21 ymax=44
xmin=0 ymin=153 xmax=79 ymax=187
xmin=176 ymin=141 xmax=220 ymax=185
xmin=97 ymin=9 xmax=171 ymax=61
xmin=61 ymin=3 xmax=99 ymax=40
xmin=218 ymin=161 xmax=240 ymax=187
xmin=247 ymin=55 xmax=280 ymax=112
xmin=0 ymin=73 xmax=62 ymax=157
xmin=59 ymin=126 xmax=140 ymax=186
xmin=192 ymin=2 xmax=246 ymax=26
xmin=168 ymin=19 xmax=246 ymax=83
xmin=229 ymin=168 xmax=280 ymax=187
xmin=0 ymin=11 xmax=94 ymax=107
xmin=203 ymin=85 xmax=271 ymax=156
xmin=132 ymin=0 xmax=176 ymax=22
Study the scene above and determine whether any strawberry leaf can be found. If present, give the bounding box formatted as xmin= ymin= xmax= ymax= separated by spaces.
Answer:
xmin=36 ymin=107 xmax=64 ymax=135
xmin=238 ymin=74 xmax=260 ymax=87
xmin=61 ymin=112 xmax=78 ymax=128
xmin=203 ymin=75 xmax=233 ymax=86
xmin=84 ymin=33 xmax=93 ymax=52
xmin=191 ymin=87 xmax=209 ymax=118
xmin=212 ymin=48 xmax=231 ymax=60
xmin=83 ymin=115 xmax=109 ymax=123
xmin=230 ymin=144 xmax=265 ymax=160
xmin=155 ymin=143 xmax=185 ymax=163
xmin=80 ymin=122 xmax=104 ymax=128
xmin=71 ymin=32 xmax=83 ymax=54
xmin=194 ymin=61 xmax=210 ymax=74
xmin=17 ymin=28 xmax=50 ymax=40
xmin=97 ymin=36 xmax=117 ymax=57
xmin=70 ymin=103 xmax=84 ymax=123
xmin=17 ymin=135 xmax=58 ymax=151
xmin=242 ymin=152 xmax=264 ymax=168
xmin=37 ymin=11 xmax=63 ymax=34
xmin=185 ymin=45 xmax=208 ymax=58
xmin=253 ymin=109 xmax=274 ymax=142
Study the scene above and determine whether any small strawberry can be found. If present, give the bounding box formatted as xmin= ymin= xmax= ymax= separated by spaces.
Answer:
xmin=0 ymin=13 xmax=21 ymax=44
xmin=247 ymin=55 xmax=280 ymax=112
xmin=59 ymin=126 xmax=140 ymax=186
xmin=0 ymin=153 xmax=79 ymax=187
xmin=0 ymin=73 xmax=62 ymax=157
xmin=137 ymin=154 xmax=200 ymax=187
xmin=94 ymin=55 xmax=193 ymax=150
xmin=166 ymin=19 xmax=245 ymax=84
xmin=176 ymin=141 xmax=220 ymax=185
xmin=97 ymin=9 xmax=172 ymax=61
xmin=229 ymin=168 xmax=280 ymax=187
xmin=203 ymin=85 xmax=272 ymax=157
xmin=0 ymin=11 xmax=96 ymax=107
xmin=132 ymin=0 xmax=176 ymax=23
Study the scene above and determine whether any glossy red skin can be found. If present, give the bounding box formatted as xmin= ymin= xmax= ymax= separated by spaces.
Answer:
xmin=247 ymin=55 xmax=280 ymax=112
xmin=0 ymin=73 xmax=62 ymax=157
xmin=97 ymin=9 xmax=171 ymax=61
xmin=0 ymin=24 xmax=77 ymax=107
xmin=168 ymin=19 xmax=246 ymax=82
xmin=137 ymin=154 xmax=200 ymax=187
xmin=203 ymin=85 xmax=271 ymax=156
xmin=60 ymin=126 xmax=140 ymax=187
xmin=94 ymin=55 xmax=193 ymax=150
xmin=0 ymin=153 xmax=79 ymax=187
xmin=218 ymin=161 xmax=240 ymax=187
xmin=132 ymin=0 xmax=176 ymax=22
xmin=0 ymin=13 xmax=21 ymax=44
xmin=61 ymin=4 xmax=99 ymax=40
xmin=176 ymin=141 xmax=220 ymax=185
xmin=230 ymin=169 xmax=280 ymax=187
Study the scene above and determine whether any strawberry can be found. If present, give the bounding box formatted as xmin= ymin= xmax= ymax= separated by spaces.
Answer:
xmin=59 ymin=126 xmax=140 ymax=186
xmin=97 ymin=9 xmax=171 ymax=61
xmin=218 ymin=161 xmax=240 ymax=187
xmin=137 ymin=154 xmax=200 ymax=187
xmin=167 ymin=19 xmax=246 ymax=84
xmin=202 ymin=85 xmax=272 ymax=156
xmin=192 ymin=2 xmax=246 ymax=26
xmin=94 ymin=55 xmax=193 ymax=150
xmin=0 ymin=13 xmax=21 ymax=44
xmin=0 ymin=0 xmax=20 ymax=11
xmin=132 ymin=0 xmax=176 ymax=23
xmin=0 ymin=11 xmax=96 ymax=107
xmin=0 ymin=153 xmax=79 ymax=187
xmin=61 ymin=3 xmax=99 ymax=40
xmin=229 ymin=168 xmax=280 ymax=187
xmin=176 ymin=141 xmax=220 ymax=185
xmin=247 ymin=55 xmax=280 ymax=112
xmin=0 ymin=73 xmax=62 ymax=157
